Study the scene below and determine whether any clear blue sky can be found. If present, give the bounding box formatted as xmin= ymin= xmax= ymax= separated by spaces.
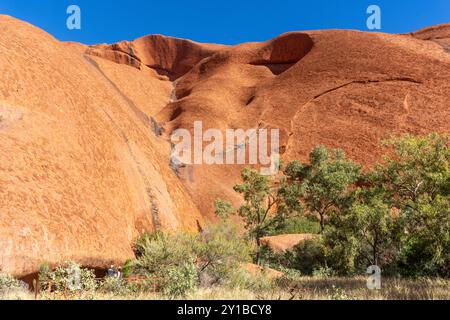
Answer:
xmin=1 ymin=0 xmax=449 ymax=45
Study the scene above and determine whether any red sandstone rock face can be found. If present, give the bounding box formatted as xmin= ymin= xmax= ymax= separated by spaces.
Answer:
xmin=411 ymin=23 xmax=450 ymax=48
xmin=0 ymin=15 xmax=449 ymax=276
xmin=87 ymin=35 xmax=227 ymax=80
xmin=0 ymin=16 xmax=203 ymax=276
xmin=154 ymin=26 xmax=450 ymax=217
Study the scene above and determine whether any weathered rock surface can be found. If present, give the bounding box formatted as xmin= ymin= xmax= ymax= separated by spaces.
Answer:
xmin=0 ymin=16 xmax=204 ymax=276
xmin=261 ymin=234 xmax=318 ymax=253
xmin=0 ymin=16 xmax=449 ymax=276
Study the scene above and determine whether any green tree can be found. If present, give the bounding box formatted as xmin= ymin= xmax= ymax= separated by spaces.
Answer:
xmin=373 ymin=133 xmax=450 ymax=277
xmin=214 ymin=199 xmax=234 ymax=219
xmin=233 ymin=167 xmax=296 ymax=264
xmin=374 ymin=133 xmax=449 ymax=206
xmin=398 ymin=195 xmax=450 ymax=277
xmin=284 ymin=146 xmax=362 ymax=233
xmin=324 ymin=190 xmax=397 ymax=275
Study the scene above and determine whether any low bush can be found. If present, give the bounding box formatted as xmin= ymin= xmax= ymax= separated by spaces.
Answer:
xmin=159 ymin=261 xmax=198 ymax=298
xmin=131 ymin=221 xmax=252 ymax=297
xmin=99 ymin=276 xmax=130 ymax=296
xmin=225 ymin=268 xmax=275 ymax=293
xmin=39 ymin=261 xmax=97 ymax=294
xmin=0 ymin=273 xmax=28 ymax=299
xmin=288 ymin=239 xmax=327 ymax=275
xmin=259 ymin=238 xmax=327 ymax=277
xmin=132 ymin=231 xmax=198 ymax=298
xmin=195 ymin=220 xmax=251 ymax=286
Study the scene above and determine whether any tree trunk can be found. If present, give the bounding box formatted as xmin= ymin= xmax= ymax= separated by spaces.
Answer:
xmin=319 ymin=214 xmax=325 ymax=234
xmin=255 ymin=237 xmax=262 ymax=265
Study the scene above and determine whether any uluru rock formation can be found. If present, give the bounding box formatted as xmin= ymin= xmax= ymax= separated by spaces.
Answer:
xmin=261 ymin=234 xmax=318 ymax=253
xmin=0 ymin=15 xmax=449 ymax=277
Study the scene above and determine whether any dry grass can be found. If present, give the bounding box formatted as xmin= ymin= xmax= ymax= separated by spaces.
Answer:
xmin=279 ymin=277 xmax=450 ymax=300
xmin=1 ymin=277 xmax=448 ymax=300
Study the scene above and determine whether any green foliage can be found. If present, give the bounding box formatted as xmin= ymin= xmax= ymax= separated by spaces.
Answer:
xmin=270 ymin=134 xmax=448 ymax=277
xmin=233 ymin=167 xmax=296 ymax=263
xmin=159 ymin=261 xmax=198 ymax=298
xmin=214 ymin=199 xmax=234 ymax=219
xmin=376 ymin=133 xmax=449 ymax=204
xmin=398 ymin=195 xmax=450 ymax=277
xmin=132 ymin=223 xmax=251 ymax=297
xmin=40 ymin=261 xmax=97 ymax=293
xmin=284 ymin=146 xmax=362 ymax=233
xmin=324 ymin=192 xmax=397 ymax=275
xmin=195 ymin=220 xmax=251 ymax=286
xmin=225 ymin=268 xmax=275 ymax=293
xmin=99 ymin=277 xmax=130 ymax=296
xmin=312 ymin=266 xmax=335 ymax=278
xmin=266 ymin=215 xmax=320 ymax=236
xmin=122 ymin=259 xmax=134 ymax=278
xmin=258 ymin=245 xmax=287 ymax=270
xmin=319 ymin=133 xmax=449 ymax=277
xmin=291 ymin=239 xmax=327 ymax=275
xmin=275 ymin=268 xmax=302 ymax=288
xmin=373 ymin=133 xmax=450 ymax=277
xmin=259 ymin=239 xmax=327 ymax=276
xmin=132 ymin=231 xmax=197 ymax=298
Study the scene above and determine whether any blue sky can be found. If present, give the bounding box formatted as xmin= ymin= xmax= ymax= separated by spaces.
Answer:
xmin=1 ymin=0 xmax=449 ymax=45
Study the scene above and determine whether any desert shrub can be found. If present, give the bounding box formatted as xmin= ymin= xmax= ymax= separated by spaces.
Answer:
xmin=0 ymin=273 xmax=22 ymax=290
xmin=258 ymin=244 xmax=298 ymax=272
xmin=132 ymin=219 xmax=253 ymax=295
xmin=226 ymin=268 xmax=275 ymax=293
xmin=322 ymin=192 xmax=398 ymax=276
xmin=312 ymin=266 xmax=335 ymax=278
xmin=291 ymin=239 xmax=327 ymax=275
xmin=214 ymin=199 xmax=234 ymax=219
xmin=259 ymin=245 xmax=282 ymax=268
xmin=159 ymin=261 xmax=198 ymax=298
xmin=323 ymin=231 xmax=360 ymax=276
xmin=259 ymin=238 xmax=327 ymax=276
xmin=122 ymin=259 xmax=134 ymax=278
xmin=40 ymin=261 xmax=97 ymax=293
xmin=194 ymin=220 xmax=251 ymax=286
xmin=99 ymin=276 xmax=130 ymax=296
xmin=132 ymin=232 xmax=198 ymax=298
xmin=0 ymin=273 xmax=28 ymax=298
xmin=275 ymin=268 xmax=302 ymax=289
xmin=395 ymin=195 xmax=450 ymax=278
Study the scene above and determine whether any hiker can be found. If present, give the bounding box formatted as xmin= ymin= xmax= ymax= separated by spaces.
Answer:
xmin=107 ymin=265 xmax=115 ymax=277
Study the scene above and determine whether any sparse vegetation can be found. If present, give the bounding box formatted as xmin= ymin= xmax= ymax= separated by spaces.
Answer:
xmin=215 ymin=166 xmax=301 ymax=264
xmin=283 ymin=146 xmax=362 ymax=234
xmin=0 ymin=272 xmax=29 ymax=300
xmin=219 ymin=133 xmax=449 ymax=279
xmin=1 ymin=133 xmax=448 ymax=301
xmin=3 ymin=273 xmax=449 ymax=300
